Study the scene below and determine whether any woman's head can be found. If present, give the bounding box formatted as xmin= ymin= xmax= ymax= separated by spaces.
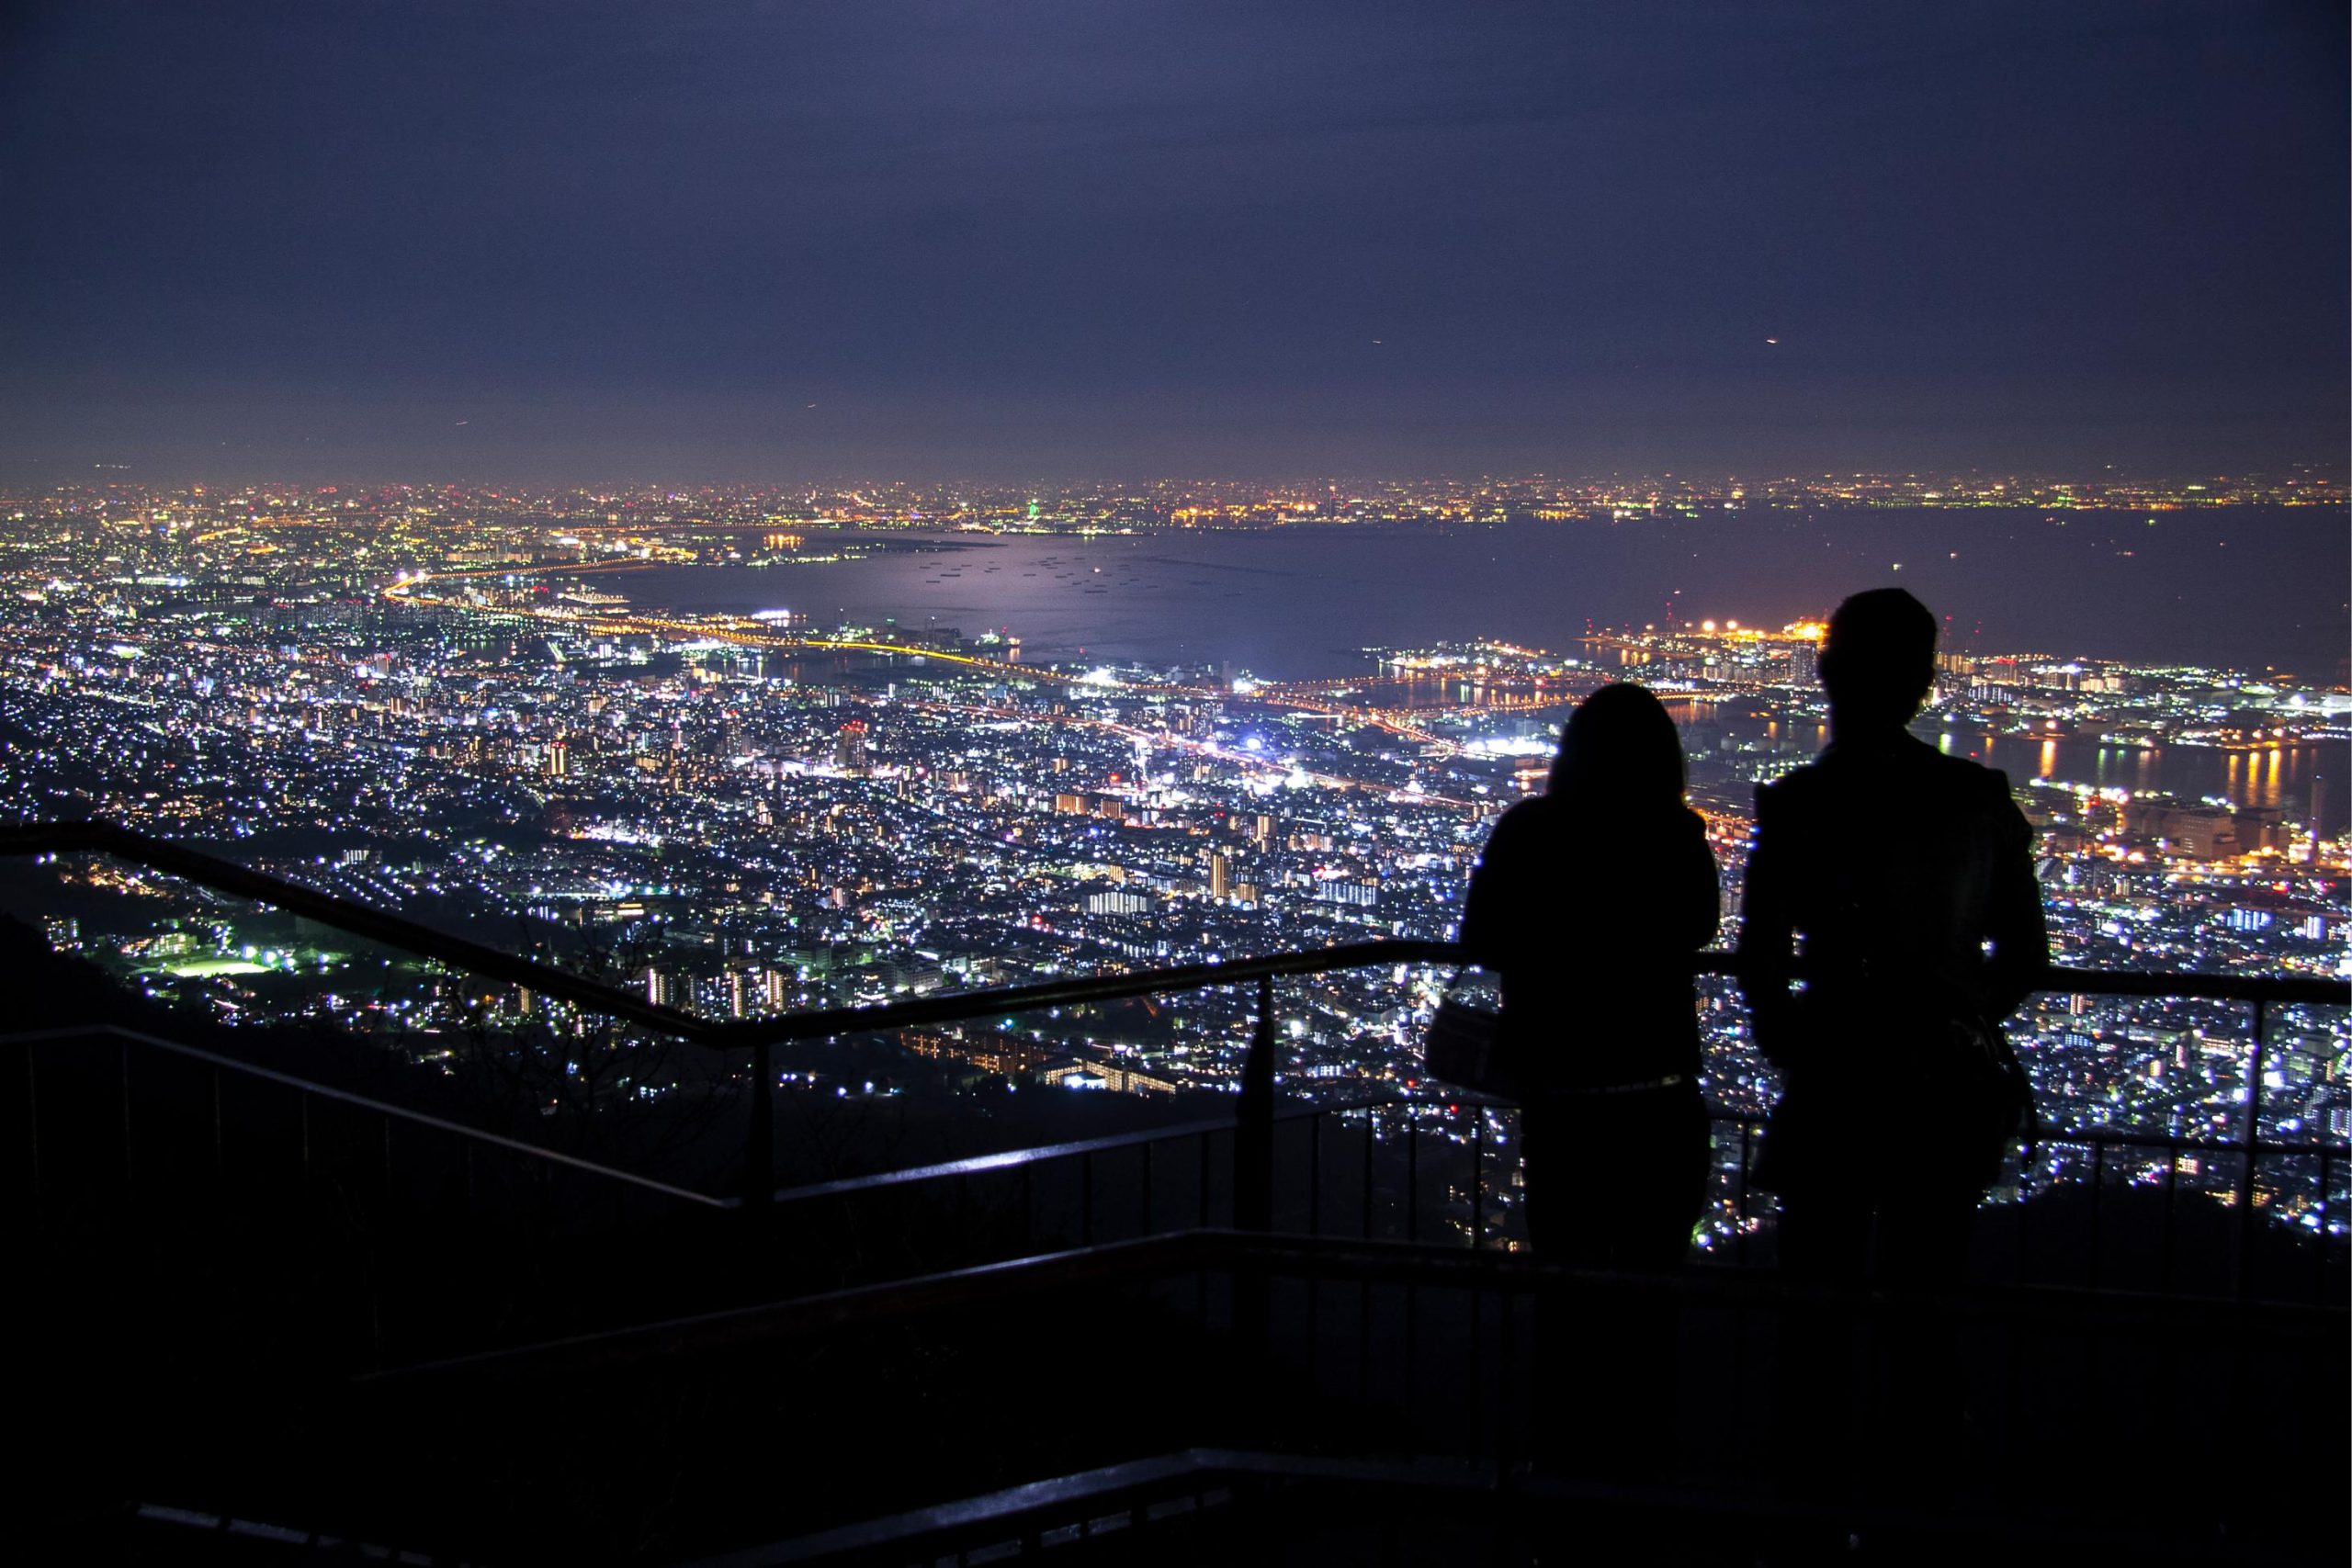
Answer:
xmin=1548 ymin=682 xmax=1686 ymax=807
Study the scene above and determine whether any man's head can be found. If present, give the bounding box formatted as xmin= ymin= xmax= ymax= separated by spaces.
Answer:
xmin=1819 ymin=588 xmax=1937 ymax=733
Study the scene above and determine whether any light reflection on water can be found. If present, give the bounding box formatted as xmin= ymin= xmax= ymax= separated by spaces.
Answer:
xmin=1724 ymin=712 xmax=2345 ymax=818
xmin=616 ymin=509 xmax=2347 ymax=681
xmin=1960 ymin=730 xmax=2340 ymax=816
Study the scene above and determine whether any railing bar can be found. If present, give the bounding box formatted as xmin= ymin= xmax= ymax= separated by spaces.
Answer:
xmin=2315 ymin=1151 xmax=2333 ymax=1306
xmin=209 ymin=1062 xmax=225 ymax=1182
xmin=1407 ymin=1114 xmax=1419 ymax=1245
xmin=1465 ymin=1252 xmax=1484 ymax=1449
xmin=2237 ymin=1000 xmax=2268 ymax=1303
xmin=2018 ymin=1122 xmax=2036 ymax=1286
xmin=4 ymin=1021 xmax=2333 ymax=1227
xmin=1196 ymin=1130 xmax=1211 ymax=1231
xmin=7 ymin=1025 xmax=725 ymax=1208
xmin=746 ymin=1038 xmax=775 ymax=1209
xmin=2088 ymin=1138 xmax=2103 ymax=1291
xmin=0 ymin=822 xmax=716 ymax=1042
xmin=1194 ymin=1131 xmax=1213 ymax=1325
xmin=1907 ymin=1127 xmax=2350 ymax=1159
xmin=1235 ymin=976 xmax=1277 ymax=1357
xmin=1403 ymin=1277 xmax=1419 ymax=1451
xmin=378 ymin=1228 xmax=2352 ymax=1383
xmin=2075 ymin=1140 xmax=2104 ymax=1451
xmin=737 ymin=939 xmax=1462 ymax=1044
xmin=2245 ymin=996 xmax=2270 ymax=1147
xmin=1736 ymin=1120 xmax=1753 ymax=1269
xmin=1496 ymin=1271 xmax=1518 ymax=1465
xmin=1308 ymin=1112 xmax=1322 ymax=1238
xmin=22 ymin=1045 xmax=40 ymax=1194
xmin=4 ymin=833 xmax=2344 ymax=1312
xmin=1237 ymin=974 xmax=1275 ymax=1237
xmin=2161 ymin=1138 xmax=2179 ymax=1295
xmin=762 ymin=1111 xmax=1281 ymax=1208
xmin=3 ymin=825 xmax=2346 ymax=1055
xmin=1139 ymin=1140 xmax=1153 ymax=1239
xmin=2237 ymin=1139 xmax=2261 ymax=1304
xmin=725 ymin=955 xmax=2352 ymax=1046
xmin=1471 ymin=1109 xmax=1485 ymax=1251
xmin=119 ymin=1033 xmax=134 ymax=1197
xmin=1304 ymin=1111 xmax=1323 ymax=1355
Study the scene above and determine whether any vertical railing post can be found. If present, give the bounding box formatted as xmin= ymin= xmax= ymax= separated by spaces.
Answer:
xmin=2087 ymin=1139 xmax=2104 ymax=1289
xmin=1234 ymin=975 xmax=1277 ymax=1366
xmin=1236 ymin=974 xmax=1275 ymax=1235
xmin=2240 ymin=999 xmax=2270 ymax=1146
xmin=2316 ymin=1152 xmax=2335 ymax=1305
xmin=1470 ymin=1109 xmax=1486 ymax=1249
xmin=2159 ymin=1135 xmax=2179 ymax=1292
xmin=2235 ymin=1000 xmax=2268 ymax=1299
xmin=209 ymin=1064 xmax=225 ymax=1183
xmin=22 ymin=1048 xmax=42 ymax=1194
xmin=119 ymin=1035 xmax=135 ymax=1201
xmin=745 ymin=1036 xmax=775 ymax=1209
xmin=1736 ymin=1120 xmax=1753 ymax=1268
xmin=1138 ymin=1141 xmax=1154 ymax=1239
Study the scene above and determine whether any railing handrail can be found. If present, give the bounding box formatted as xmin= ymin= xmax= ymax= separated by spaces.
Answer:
xmin=7 ymin=817 xmax=2346 ymax=1209
xmin=365 ymin=1224 xmax=2350 ymax=1386
xmin=0 ymin=818 xmax=716 ymax=1042
xmin=26 ymin=1006 xmax=2324 ymax=1224
xmin=4 ymin=1022 xmax=730 ymax=1209
xmin=722 ymin=937 xmax=1463 ymax=1044
xmin=6 ymin=818 xmax=2346 ymax=1046
xmin=748 ymin=1095 xmax=2350 ymax=1212
xmin=716 ymin=946 xmax=2352 ymax=1044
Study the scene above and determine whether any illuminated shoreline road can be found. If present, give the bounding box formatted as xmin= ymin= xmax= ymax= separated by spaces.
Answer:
xmin=376 ymin=565 xmax=1562 ymax=757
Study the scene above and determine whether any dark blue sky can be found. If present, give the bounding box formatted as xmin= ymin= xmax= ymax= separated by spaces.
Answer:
xmin=2 ymin=1 xmax=2343 ymax=481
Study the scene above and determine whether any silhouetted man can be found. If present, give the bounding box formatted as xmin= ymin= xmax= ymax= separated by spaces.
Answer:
xmin=1739 ymin=588 xmax=2047 ymax=1285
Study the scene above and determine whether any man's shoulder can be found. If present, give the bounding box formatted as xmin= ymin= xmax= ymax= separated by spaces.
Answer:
xmin=1755 ymin=756 xmax=1832 ymax=813
xmin=1904 ymin=737 xmax=2016 ymax=803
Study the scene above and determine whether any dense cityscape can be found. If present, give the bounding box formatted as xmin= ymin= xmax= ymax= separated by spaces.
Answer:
xmin=19 ymin=467 xmax=2344 ymax=537
xmin=2 ymin=479 xmax=2343 ymax=1249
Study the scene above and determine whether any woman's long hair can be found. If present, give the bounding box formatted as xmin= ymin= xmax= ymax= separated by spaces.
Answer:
xmin=1546 ymin=682 xmax=1687 ymax=810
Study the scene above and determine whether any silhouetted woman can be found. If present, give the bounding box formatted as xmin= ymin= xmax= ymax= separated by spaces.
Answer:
xmin=1460 ymin=682 xmax=1719 ymax=1269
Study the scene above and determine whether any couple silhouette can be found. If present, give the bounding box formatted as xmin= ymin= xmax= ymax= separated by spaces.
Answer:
xmin=1461 ymin=586 xmax=2049 ymax=1280
xmin=1459 ymin=586 xmax=2049 ymax=1495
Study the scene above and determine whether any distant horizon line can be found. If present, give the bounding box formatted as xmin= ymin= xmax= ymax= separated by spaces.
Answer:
xmin=4 ymin=465 xmax=2345 ymax=497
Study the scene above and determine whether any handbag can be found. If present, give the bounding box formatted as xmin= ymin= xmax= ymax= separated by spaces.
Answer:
xmin=1941 ymin=1010 xmax=2039 ymax=1179
xmin=1422 ymin=968 xmax=1516 ymax=1097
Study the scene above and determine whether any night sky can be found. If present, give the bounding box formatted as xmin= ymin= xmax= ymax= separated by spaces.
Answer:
xmin=2 ymin=1 xmax=2344 ymax=482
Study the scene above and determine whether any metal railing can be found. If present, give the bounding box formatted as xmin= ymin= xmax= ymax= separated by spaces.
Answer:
xmin=3 ymin=818 xmax=2346 ymax=1295
xmin=353 ymin=1225 xmax=2348 ymax=1563
xmin=6 ymin=819 xmax=2346 ymax=1562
